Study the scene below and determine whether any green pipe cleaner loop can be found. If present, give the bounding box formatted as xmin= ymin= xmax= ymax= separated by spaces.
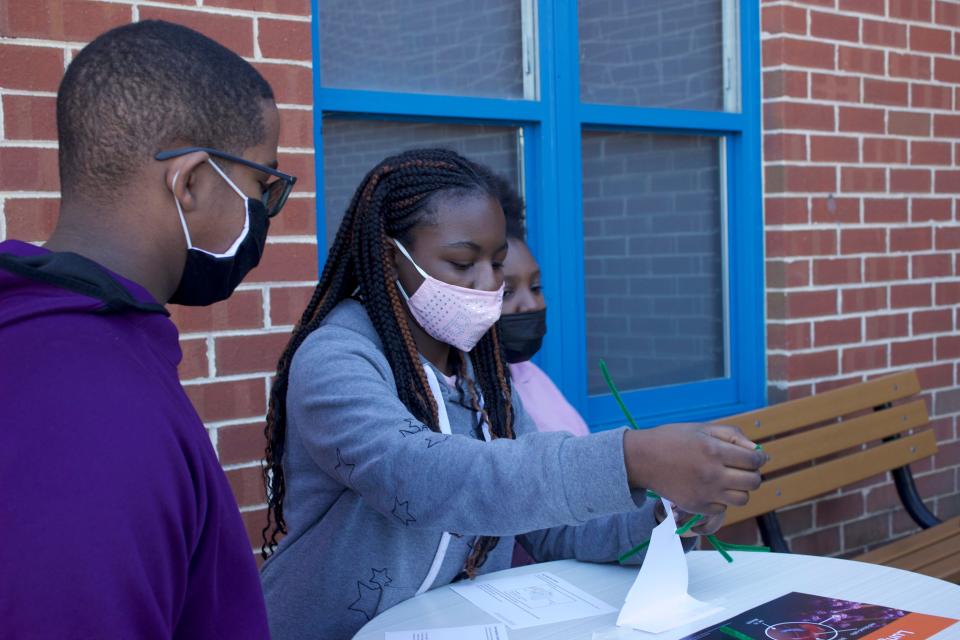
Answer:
xmin=599 ymin=359 xmax=640 ymax=430
xmin=674 ymin=513 xmax=703 ymax=536
xmin=718 ymin=625 xmax=753 ymax=640
xmin=618 ymin=539 xmax=650 ymax=564
xmin=705 ymin=535 xmax=734 ymax=563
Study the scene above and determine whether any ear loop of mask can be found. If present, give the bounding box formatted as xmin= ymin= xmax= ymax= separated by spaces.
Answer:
xmin=172 ymin=159 xmax=252 ymax=259
xmin=393 ymin=239 xmax=424 ymax=300
xmin=393 ymin=239 xmax=431 ymax=280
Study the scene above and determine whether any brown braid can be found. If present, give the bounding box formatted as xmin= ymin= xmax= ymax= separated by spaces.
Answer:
xmin=262 ymin=149 xmax=516 ymax=582
xmin=383 ymin=237 xmax=440 ymax=428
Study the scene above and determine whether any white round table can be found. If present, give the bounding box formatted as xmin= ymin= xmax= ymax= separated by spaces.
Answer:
xmin=354 ymin=551 xmax=960 ymax=639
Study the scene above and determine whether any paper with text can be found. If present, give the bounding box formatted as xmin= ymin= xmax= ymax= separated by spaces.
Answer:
xmin=451 ymin=571 xmax=617 ymax=629
xmin=385 ymin=623 xmax=509 ymax=640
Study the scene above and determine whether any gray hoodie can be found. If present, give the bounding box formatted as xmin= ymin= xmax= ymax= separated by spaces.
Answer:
xmin=261 ymin=299 xmax=668 ymax=639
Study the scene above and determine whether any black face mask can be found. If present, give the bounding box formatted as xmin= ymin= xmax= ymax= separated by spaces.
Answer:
xmin=169 ymin=198 xmax=270 ymax=307
xmin=498 ymin=308 xmax=547 ymax=363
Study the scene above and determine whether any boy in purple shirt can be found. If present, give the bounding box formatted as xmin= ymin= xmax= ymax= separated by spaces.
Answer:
xmin=0 ymin=21 xmax=296 ymax=638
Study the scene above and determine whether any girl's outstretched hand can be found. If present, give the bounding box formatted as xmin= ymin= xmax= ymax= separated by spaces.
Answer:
xmin=623 ymin=422 xmax=769 ymax=516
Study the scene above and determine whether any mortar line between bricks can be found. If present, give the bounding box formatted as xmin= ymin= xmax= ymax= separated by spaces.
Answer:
xmin=763 ymin=32 xmax=960 ymax=54
xmin=767 ymin=221 xmax=954 ymax=228
xmin=765 ymin=33 xmax=960 ymax=52
xmin=768 ymin=305 xmax=960 ymax=319
xmin=763 ymin=2 xmax=960 ymax=30
xmin=765 ymin=196 xmax=957 ymax=203
xmin=224 ymin=459 xmax=264 ymax=471
xmin=263 ymin=287 xmax=272 ymax=330
xmin=768 ymin=80 xmax=960 ymax=94
xmin=761 ymin=62 xmax=960 ymax=83
xmin=0 ymin=36 xmax=84 ymax=48
xmin=206 ymin=335 xmax=217 ymax=378
xmin=179 ymin=327 xmax=295 ymax=341
xmin=265 ymin=236 xmax=318 ymax=244
xmin=763 ymin=190 xmax=960 ymax=197
xmin=94 ymin=0 xmax=311 ymax=21
xmin=766 ymin=159 xmax=959 ymax=167
xmin=252 ymin=15 xmax=262 ymax=60
xmin=242 ymin=56 xmax=311 ymax=68
xmin=181 ymin=372 xmax=269 ymax=386
xmin=0 ymin=89 xmax=57 ymax=98
xmin=233 ymin=280 xmax=317 ymax=290
xmin=768 ymin=332 xmax=960 ymax=353
xmin=0 ymin=191 xmax=61 ymax=198
xmin=764 ymin=128 xmax=953 ymax=141
xmin=0 ymin=140 xmax=59 ymax=148
xmin=207 ymin=424 xmax=218 ymax=454
xmin=203 ymin=417 xmax=267 ymax=430
xmin=765 ymin=308 xmax=958 ymax=323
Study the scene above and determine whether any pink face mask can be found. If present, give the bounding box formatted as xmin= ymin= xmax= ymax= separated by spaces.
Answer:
xmin=393 ymin=239 xmax=504 ymax=353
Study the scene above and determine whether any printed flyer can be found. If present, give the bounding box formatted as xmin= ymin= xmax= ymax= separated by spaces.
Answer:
xmin=682 ymin=592 xmax=957 ymax=640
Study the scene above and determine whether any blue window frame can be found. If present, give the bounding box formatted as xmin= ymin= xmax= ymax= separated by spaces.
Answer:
xmin=310 ymin=1 xmax=765 ymax=430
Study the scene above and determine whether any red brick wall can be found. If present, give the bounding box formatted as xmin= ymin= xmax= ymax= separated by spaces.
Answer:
xmin=758 ymin=0 xmax=960 ymax=557
xmin=0 ymin=0 xmax=316 ymax=554
xmin=2 ymin=1 xmax=958 ymax=560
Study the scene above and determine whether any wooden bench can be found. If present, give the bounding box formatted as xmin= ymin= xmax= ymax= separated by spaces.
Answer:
xmin=718 ymin=369 xmax=960 ymax=583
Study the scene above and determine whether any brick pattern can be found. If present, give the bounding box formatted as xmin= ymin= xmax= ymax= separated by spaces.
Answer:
xmin=0 ymin=0 xmax=314 ymax=552
xmin=758 ymin=0 xmax=960 ymax=558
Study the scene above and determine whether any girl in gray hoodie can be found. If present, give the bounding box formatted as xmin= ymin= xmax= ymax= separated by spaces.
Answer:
xmin=259 ymin=149 xmax=767 ymax=639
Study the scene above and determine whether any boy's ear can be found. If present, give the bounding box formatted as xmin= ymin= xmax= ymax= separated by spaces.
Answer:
xmin=165 ymin=150 xmax=209 ymax=213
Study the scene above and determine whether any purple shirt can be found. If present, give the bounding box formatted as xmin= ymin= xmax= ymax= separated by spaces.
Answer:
xmin=509 ymin=361 xmax=590 ymax=436
xmin=0 ymin=240 xmax=268 ymax=639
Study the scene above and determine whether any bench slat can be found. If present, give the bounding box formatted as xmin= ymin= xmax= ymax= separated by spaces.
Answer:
xmin=724 ymin=431 xmax=937 ymax=526
xmin=720 ymin=371 xmax=920 ymax=440
xmin=760 ymin=399 xmax=929 ymax=474
xmin=855 ymin=517 xmax=960 ymax=565
xmin=907 ymin=535 xmax=960 ymax=574
xmin=922 ymin=562 xmax=960 ymax=583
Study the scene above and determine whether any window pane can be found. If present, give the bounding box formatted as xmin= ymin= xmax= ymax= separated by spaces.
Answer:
xmin=322 ymin=118 xmax=521 ymax=244
xmin=582 ymin=131 xmax=726 ymax=395
xmin=320 ymin=0 xmax=525 ymax=99
xmin=579 ymin=0 xmax=730 ymax=111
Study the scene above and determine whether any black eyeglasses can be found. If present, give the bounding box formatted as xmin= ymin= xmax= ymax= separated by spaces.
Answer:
xmin=155 ymin=146 xmax=297 ymax=218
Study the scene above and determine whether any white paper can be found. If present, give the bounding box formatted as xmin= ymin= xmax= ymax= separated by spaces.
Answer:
xmin=616 ymin=499 xmax=723 ymax=634
xmin=385 ymin=623 xmax=509 ymax=640
xmin=451 ymin=571 xmax=617 ymax=629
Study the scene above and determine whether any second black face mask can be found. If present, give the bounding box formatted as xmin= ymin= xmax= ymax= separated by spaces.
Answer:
xmin=498 ymin=308 xmax=547 ymax=363
xmin=169 ymin=198 xmax=269 ymax=307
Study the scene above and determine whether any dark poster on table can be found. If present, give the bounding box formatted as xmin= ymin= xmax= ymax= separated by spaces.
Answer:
xmin=682 ymin=592 xmax=957 ymax=640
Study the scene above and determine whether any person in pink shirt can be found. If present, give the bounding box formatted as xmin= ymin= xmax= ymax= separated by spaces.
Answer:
xmin=493 ymin=178 xmax=590 ymax=438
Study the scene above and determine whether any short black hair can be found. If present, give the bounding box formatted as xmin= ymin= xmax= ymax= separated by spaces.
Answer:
xmin=57 ymin=20 xmax=274 ymax=203
xmin=483 ymin=171 xmax=525 ymax=240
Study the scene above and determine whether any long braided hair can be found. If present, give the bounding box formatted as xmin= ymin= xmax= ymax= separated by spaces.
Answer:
xmin=262 ymin=149 xmax=515 ymax=579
